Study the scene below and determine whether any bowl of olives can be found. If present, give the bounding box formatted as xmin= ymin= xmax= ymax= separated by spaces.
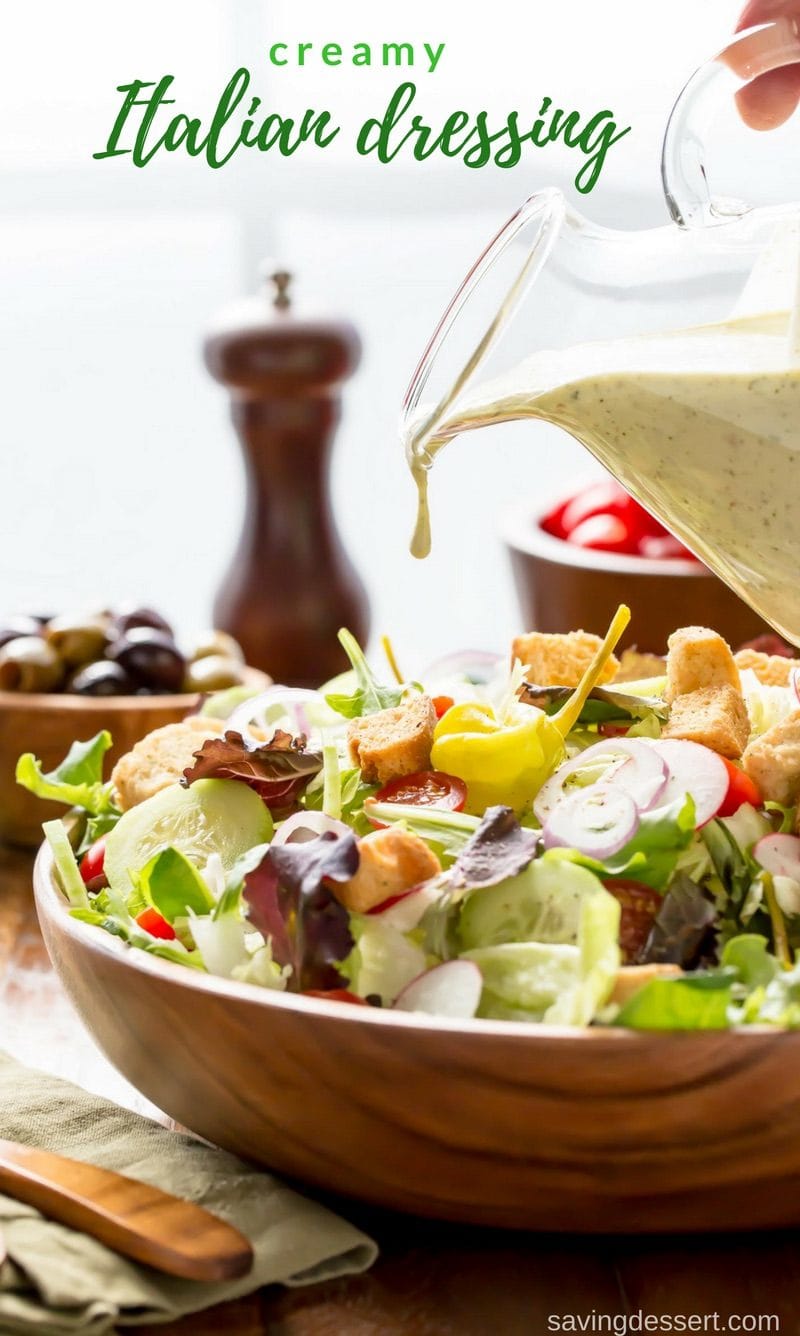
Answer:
xmin=0 ymin=606 xmax=269 ymax=847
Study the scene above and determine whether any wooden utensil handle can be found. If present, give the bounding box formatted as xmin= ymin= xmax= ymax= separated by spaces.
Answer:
xmin=0 ymin=1138 xmax=253 ymax=1281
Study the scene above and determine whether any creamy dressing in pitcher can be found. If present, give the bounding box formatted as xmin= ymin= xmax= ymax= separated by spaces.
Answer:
xmin=406 ymin=311 xmax=800 ymax=642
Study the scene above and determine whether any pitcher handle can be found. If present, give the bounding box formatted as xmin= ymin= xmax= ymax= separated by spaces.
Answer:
xmin=662 ymin=18 xmax=800 ymax=228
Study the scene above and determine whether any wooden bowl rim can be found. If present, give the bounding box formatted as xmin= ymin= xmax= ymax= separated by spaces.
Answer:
xmin=34 ymin=843 xmax=788 ymax=1048
xmin=0 ymin=689 xmax=200 ymax=712
xmin=500 ymin=499 xmax=711 ymax=578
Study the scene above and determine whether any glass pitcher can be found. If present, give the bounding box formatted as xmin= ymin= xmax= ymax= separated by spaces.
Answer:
xmin=401 ymin=19 xmax=800 ymax=645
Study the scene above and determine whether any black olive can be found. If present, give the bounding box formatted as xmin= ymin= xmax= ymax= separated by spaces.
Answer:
xmin=113 ymin=605 xmax=174 ymax=639
xmin=108 ymin=627 xmax=185 ymax=693
xmin=0 ymin=616 xmax=44 ymax=651
xmin=68 ymin=661 xmax=137 ymax=696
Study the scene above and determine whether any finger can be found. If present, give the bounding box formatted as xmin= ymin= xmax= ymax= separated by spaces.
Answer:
xmin=737 ymin=0 xmax=800 ymax=33
xmin=735 ymin=63 xmax=800 ymax=126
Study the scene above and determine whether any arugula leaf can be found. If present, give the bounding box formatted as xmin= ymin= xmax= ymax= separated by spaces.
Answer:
xmin=17 ymin=732 xmax=118 ymax=818
xmin=182 ymin=729 xmax=321 ymax=816
xmin=137 ymin=847 xmax=215 ymax=921
xmin=640 ymin=873 xmax=717 ymax=968
xmin=325 ymin=628 xmax=404 ymax=719
xmin=243 ymin=832 xmax=358 ymax=990
xmin=614 ymin=970 xmax=735 ymax=1031
xmin=520 ymin=683 xmax=668 ymax=726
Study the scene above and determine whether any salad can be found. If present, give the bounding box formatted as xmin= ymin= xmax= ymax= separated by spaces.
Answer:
xmin=21 ymin=609 xmax=800 ymax=1031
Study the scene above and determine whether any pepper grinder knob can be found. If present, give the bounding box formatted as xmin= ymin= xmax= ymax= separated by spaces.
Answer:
xmin=261 ymin=262 xmax=292 ymax=311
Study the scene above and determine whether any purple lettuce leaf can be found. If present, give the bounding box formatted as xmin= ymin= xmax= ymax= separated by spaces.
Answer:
xmin=243 ymin=831 xmax=359 ymax=991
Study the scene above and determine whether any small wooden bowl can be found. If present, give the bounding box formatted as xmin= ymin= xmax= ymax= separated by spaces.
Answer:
xmin=34 ymin=843 xmax=800 ymax=1233
xmin=502 ymin=500 xmax=774 ymax=654
xmin=0 ymin=691 xmax=200 ymax=847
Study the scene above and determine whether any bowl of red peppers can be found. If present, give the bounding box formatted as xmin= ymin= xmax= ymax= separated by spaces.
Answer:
xmin=502 ymin=477 xmax=774 ymax=654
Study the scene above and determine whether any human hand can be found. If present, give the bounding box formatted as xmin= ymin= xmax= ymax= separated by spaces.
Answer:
xmin=733 ymin=0 xmax=800 ymax=128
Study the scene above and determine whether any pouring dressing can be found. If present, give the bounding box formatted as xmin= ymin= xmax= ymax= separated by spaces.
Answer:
xmin=403 ymin=20 xmax=800 ymax=644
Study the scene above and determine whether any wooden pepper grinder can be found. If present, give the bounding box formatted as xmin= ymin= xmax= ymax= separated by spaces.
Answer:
xmin=204 ymin=264 xmax=370 ymax=687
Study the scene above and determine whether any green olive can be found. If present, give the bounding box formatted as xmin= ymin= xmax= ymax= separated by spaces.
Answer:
xmin=189 ymin=630 xmax=245 ymax=665
xmin=0 ymin=637 xmax=64 ymax=692
xmin=182 ymin=654 xmax=247 ymax=694
xmin=45 ymin=613 xmax=110 ymax=667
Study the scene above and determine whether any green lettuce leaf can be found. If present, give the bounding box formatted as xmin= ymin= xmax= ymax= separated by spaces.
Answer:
xmin=614 ymin=971 xmax=734 ymax=1030
xmin=137 ymin=846 xmax=215 ymax=921
xmin=455 ymin=855 xmax=620 ymax=1025
xmin=17 ymin=732 xmax=118 ymax=817
xmin=340 ymin=916 xmax=428 ymax=1004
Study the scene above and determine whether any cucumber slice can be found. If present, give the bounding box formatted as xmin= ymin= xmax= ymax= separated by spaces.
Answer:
xmin=105 ymin=779 xmax=273 ymax=894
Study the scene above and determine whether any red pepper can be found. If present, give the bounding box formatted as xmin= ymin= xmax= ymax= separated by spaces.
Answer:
xmin=432 ymin=695 xmax=455 ymax=719
xmin=135 ymin=907 xmax=177 ymax=941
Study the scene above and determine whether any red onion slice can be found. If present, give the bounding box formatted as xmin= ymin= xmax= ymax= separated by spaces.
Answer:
xmin=754 ymin=832 xmax=800 ymax=880
xmin=227 ymin=686 xmax=324 ymax=742
xmin=534 ymin=738 xmax=667 ymax=823
xmin=792 ymin=668 xmax=800 ymax=708
xmin=543 ymin=785 xmax=639 ymax=858
xmin=271 ymin=811 xmax=352 ymax=846
xmin=645 ymin=739 xmax=729 ymax=828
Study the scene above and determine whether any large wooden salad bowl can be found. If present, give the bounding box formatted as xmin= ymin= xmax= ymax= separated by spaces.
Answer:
xmin=34 ymin=843 xmax=800 ymax=1233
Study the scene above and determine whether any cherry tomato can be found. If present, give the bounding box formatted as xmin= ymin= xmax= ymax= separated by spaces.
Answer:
xmin=561 ymin=481 xmax=663 ymax=541
xmin=432 ymin=694 xmax=455 ymax=719
xmin=79 ymin=837 xmax=107 ymax=885
xmin=566 ymin=514 xmax=641 ymax=555
xmin=135 ymin=907 xmax=176 ymax=940
xmin=638 ymin=533 xmax=699 ymax=562
xmin=540 ymin=496 xmax=572 ymax=540
xmin=737 ymin=633 xmax=795 ymax=658
xmin=717 ymin=759 xmax=762 ymax=818
xmin=597 ymin=722 xmax=632 ymax=738
xmin=373 ymin=770 xmax=467 ymax=813
xmin=367 ymin=889 xmax=414 ymax=916
xmin=603 ymin=879 xmax=662 ymax=963
xmin=303 ymin=989 xmax=370 ymax=1006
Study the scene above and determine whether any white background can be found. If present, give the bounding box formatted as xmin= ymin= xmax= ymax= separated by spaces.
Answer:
xmin=0 ymin=1 xmax=773 ymax=670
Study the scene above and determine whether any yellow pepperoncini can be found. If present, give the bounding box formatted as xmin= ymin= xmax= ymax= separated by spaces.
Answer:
xmin=430 ymin=605 xmax=631 ymax=816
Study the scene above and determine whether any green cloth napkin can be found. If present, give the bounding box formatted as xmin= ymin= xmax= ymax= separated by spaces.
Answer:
xmin=0 ymin=1051 xmax=377 ymax=1334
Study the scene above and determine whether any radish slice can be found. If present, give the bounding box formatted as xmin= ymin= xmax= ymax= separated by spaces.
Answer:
xmin=754 ymin=832 xmax=800 ymax=880
xmin=421 ymin=649 xmax=503 ymax=685
xmin=645 ymin=739 xmax=729 ymax=827
xmin=394 ymin=960 xmax=483 ymax=1018
xmin=227 ymin=687 xmax=324 ymax=742
xmin=534 ymin=738 xmax=667 ymax=823
xmin=543 ymin=785 xmax=639 ymax=858
xmin=368 ymin=882 xmax=441 ymax=932
xmin=271 ymin=811 xmax=351 ymax=846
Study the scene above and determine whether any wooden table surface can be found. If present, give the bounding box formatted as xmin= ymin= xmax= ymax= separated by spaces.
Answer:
xmin=3 ymin=842 xmax=800 ymax=1335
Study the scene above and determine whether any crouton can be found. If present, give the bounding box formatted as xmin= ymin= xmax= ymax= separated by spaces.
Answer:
xmin=665 ymin=627 xmax=740 ymax=702
xmin=612 ymin=649 xmax=666 ymax=683
xmin=609 ymin=963 xmax=682 ymax=1009
xmin=333 ymin=827 xmax=442 ymax=914
xmin=735 ymin=649 xmax=799 ymax=688
xmin=743 ymin=710 xmax=800 ymax=805
xmin=111 ymin=716 xmax=223 ymax=811
xmin=348 ymin=695 xmax=436 ymax=785
xmin=662 ymin=685 xmax=750 ymax=758
xmin=511 ymin=630 xmax=619 ymax=688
